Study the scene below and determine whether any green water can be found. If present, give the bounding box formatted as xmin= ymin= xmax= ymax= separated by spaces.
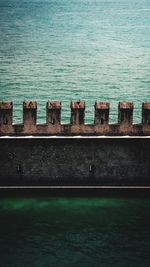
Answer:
xmin=0 ymin=197 xmax=150 ymax=266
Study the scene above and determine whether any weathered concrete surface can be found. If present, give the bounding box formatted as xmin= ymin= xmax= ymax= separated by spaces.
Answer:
xmin=0 ymin=137 xmax=150 ymax=186
xmin=1 ymin=123 xmax=150 ymax=136
xmin=0 ymin=100 xmax=150 ymax=136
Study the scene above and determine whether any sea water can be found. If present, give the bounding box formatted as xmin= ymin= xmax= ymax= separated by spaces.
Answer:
xmin=0 ymin=197 xmax=150 ymax=267
xmin=0 ymin=1 xmax=150 ymax=266
xmin=0 ymin=0 xmax=150 ymax=123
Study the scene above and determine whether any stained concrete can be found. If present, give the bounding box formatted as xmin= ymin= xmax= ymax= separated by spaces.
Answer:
xmin=0 ymin=137 xmax=150 ymax=186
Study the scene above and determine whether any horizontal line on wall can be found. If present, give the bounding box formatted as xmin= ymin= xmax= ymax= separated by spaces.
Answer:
xmin=0 ymin=135 xmax=150 ymax=139
xmin=0 ymin=186 xmax=150 ymax=189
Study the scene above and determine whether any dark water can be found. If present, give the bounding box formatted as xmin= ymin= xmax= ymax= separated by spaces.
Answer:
xmin=0 ymin=197 xmax=150 ymax=267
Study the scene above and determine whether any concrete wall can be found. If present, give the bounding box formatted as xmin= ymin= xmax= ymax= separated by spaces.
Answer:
xmin=0 ymin=100 xmax=150 ymax=186
xmin=0 ymin=137 xmax=150 ymax=186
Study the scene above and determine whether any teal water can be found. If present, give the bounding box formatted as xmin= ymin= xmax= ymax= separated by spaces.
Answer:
xmin=0 ymin=197 xmax=150 ymax=267
xmin=0 ymin=0 xmax=150 ymax=123
xmin=1 ymin=2 xmax=150 ymax=265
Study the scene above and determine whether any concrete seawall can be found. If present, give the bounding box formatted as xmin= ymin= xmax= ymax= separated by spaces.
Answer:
xmin=0 ymin=136 xmax=150 ymax=186
xmin=0 ymin=100 xmax=150 ymax=186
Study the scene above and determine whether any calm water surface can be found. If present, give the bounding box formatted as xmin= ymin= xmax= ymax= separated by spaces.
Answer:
xmin=0 ymin=0 xmax=150 ymax=123
xmin=0 ymin=197 xmax=150 ymax=267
